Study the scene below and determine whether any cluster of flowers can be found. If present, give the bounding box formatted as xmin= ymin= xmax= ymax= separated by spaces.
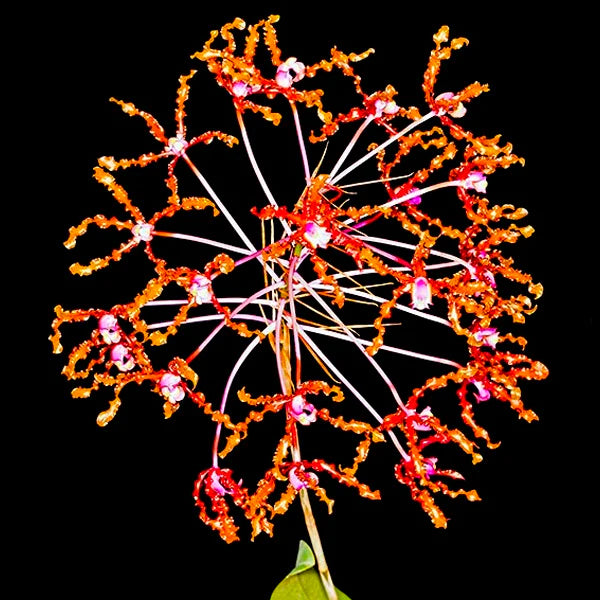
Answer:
xmin=50 ymin=16 xmax=548 ymax=543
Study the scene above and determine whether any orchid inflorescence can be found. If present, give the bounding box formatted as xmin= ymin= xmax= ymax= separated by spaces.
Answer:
xmin=50 ymin=15 xmax=548 ymax=547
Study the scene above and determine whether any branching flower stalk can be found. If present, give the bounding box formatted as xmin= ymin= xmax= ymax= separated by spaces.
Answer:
xmin=280 ymin=321 xmax=338 ymax=599
xmin=50 ymin=15 xmax=548 ymax=597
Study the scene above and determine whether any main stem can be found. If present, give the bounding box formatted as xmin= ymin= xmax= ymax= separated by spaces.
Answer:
xmin=280 ymin=324 xmax=338 ymax=600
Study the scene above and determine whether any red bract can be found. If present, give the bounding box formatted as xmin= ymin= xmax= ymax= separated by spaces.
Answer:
xmin=51 ymin=14 xmax=547 ymax=553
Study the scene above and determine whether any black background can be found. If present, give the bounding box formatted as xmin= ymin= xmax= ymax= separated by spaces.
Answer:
xmin=26 ymin=3 xmax=591 ymax=598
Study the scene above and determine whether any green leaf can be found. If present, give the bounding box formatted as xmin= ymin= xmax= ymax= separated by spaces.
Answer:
xmin=288 ymin=540 xmax=316 ymax=576
xmin=270 ymin=541 xmax=352 ymax=600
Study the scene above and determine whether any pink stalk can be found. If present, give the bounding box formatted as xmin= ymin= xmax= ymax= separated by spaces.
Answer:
xmin=233 ymin=237 xmax=292 ymax=269
xmin=289 ymin=100 xmax=313 ymax=187
xmin=352 ymin=233 xmax=477 ymax=276
xmin=328 ymin=115 xmax=374 ymax=181
xmin=301 ymin=281 xmax=453 ymax=329
xmin=287 ymin=254 xmax=303 ymax=388
xmin=339 ymin=179 xmax=464 ymax=231
xmin=379 ymin=179 xmax=464 ymax=211
xmin=294 ymin=272 xmax=408 ymax=412
xmin=146 ymin=312 xmax=274 ymax=331
xmin=300 ymin=324 xmax=462 ymax=369
xmin=186 ymin=281 xmax=284 ymax=363
xmin=235 ymin=110 xmax=293 ymax=236
xmin=154 ymin=231 xmax=252 ymax=256
xmin=182 ymin=152 xmax=257 ymax=252
xmin=146 ymin=297 xmax=277 ymax=309
xmin=212 ymin=321 xmax=277 ymax=466
xmin=296 ymin=324 xmax=410 ymax=461
xmin=329 ymin=111 xmax=437 ymax=186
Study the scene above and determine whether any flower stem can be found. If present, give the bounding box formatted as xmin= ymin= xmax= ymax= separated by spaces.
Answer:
xmin=297 ymin=483 xmax=338 ymax=600
xmin=280 ymin=322 xmax=338 ymax=600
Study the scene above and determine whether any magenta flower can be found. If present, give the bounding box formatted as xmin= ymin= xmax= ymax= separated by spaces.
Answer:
xmin=275 ymin=57 xmax=306 ymax=88
xmin=303 ymin=222 xmax=332 ymax=249
xmin=110 ymin=344 xmax=135 ymax=372
xmin=435 ymin=91 xmax=467 ymax=118
xmin=411 ymin=276 xmax=433 ymax=310
xmin=159 ymin=373 xmax=185 ymax=404
xmin=464 ymin=170 xmax=488 ymax=193
xmin=189 ymin=274 xmax=213 ymax=304
xmin=471 ymin=379 xmax=492 ymax=403
xmin=473 ymin=327 xmax=500 ymax=348
xmin=289 ymin=465 xmax=319 ymax=490
xmin=288 ymin=395 xmax=318 ymax=425
xmin=131 ymin=221 xmax=154 ymax=242
xmin=98 ymin=314 xmax=121 ymax=344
